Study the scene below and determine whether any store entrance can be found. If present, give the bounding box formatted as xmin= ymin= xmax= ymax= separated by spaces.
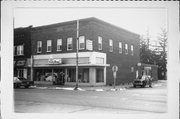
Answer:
xmin=53 ymin=69 xmax=65 ymax=85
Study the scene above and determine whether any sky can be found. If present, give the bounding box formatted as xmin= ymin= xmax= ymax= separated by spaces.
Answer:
xmin=14 ymin=8 xmax=167 ymax=45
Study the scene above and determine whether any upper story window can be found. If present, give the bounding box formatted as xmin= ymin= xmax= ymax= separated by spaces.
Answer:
xmin=79 ymin=36 xmax=85 ymax=50
xmin=119 ymin=42 xmax=122 ymax=54
xmin=47 ymin=40 xmax=52 ymax=52
xmin=14 ymin=46 xmax=17 ymax=56
xmin=109 ymin=39 xmax=113 ymax=52
xmin=17 ymin=45 xmax=24 ymax=56
xmin=37 ymin=41 xmax=42 ymax=53
xmin=67 ymin=37 xmax=73 ymax=50
xmin=125 ymin=44 xmax=128 ymax=55
xmin=57 ymin=39 xmax=62 ymax=51
xmin=98 ymin=36 xmax=102 ymax=50
xmin=131 ymin=45 xmax=134 ymax=56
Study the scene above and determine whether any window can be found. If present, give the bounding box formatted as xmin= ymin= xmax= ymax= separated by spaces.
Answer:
xmin=79 ymin=36 xmax=85 ymax=50
xmin=119 ymin=42 xmax=122 ymax=54
xmin=14 ymin=46 xmax=17 ymax=56
xmin=109 ymin=39 xmax=113 ymax=52
xmin=131 ymin=45 xmax=134 ymax=56
xmin=47 ymin=40 xmax=52 ymax=52
xmin=67 ymin=37 xmax=73 ymax=50
xmin=98 ymin=36 xmax=102 ymax=50
xmin=17 ymin=69 xmax=24 ymax=78
xmin=37 ymin=41 xmax=42 ymax=53
xmin=125 ymin=44 xmax=128 ymax=55
xmin=57 ymin=39 xmax=62 ymax=51
xmin=96 ymin=69 xmax=104 ymax=83
xmin=17 ymin=45 xmax=24 ymax=55
xmin=67 ymin=68 xmax=89 ymax=83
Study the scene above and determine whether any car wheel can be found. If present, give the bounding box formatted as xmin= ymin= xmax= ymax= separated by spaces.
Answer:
xmin=133 ymin=85 xmax=136 ymax=88
xmin=141 ymin=82 xmax=146 ymax=88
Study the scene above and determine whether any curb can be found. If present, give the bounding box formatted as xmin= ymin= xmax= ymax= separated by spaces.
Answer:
xmin=32 ymin=85 xmax=127 ymax=92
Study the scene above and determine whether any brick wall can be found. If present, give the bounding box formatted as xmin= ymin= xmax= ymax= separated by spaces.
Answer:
xmin=89 ymin=21 xmax=140 ymax=85
xmin=31 ymin=18 xmax=140 ymax=85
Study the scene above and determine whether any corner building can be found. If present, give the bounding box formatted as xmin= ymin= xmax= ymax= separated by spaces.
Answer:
xmin=31 ymin=17 xmax=140 ymax=86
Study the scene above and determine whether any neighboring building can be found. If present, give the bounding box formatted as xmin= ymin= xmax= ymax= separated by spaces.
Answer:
xmin=14 ymin=26 xmax=32 ymax=79
xmin=30 ymin=17 xmax=140 ymax=86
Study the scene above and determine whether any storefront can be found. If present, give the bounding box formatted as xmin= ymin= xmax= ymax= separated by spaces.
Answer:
xmin=33 ymin=52 xmax=109 ymax=86
xmin=14 ymin=59 xmax=31 ymax=79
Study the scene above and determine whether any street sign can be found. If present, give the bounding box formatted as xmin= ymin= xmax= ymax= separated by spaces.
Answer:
xmin=112 ymin=65 xmax=118 ymax=72
xmin=137 ymin=63 xmax=141 ymax=66
xmin=112 ymin=65 xmax=118 ymax=89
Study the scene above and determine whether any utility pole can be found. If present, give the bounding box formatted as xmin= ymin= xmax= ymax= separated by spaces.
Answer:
xmin=30 ymin=55 xmax=33 ymax=81
xmin=74 ymin=19 xmax=79 ymax=90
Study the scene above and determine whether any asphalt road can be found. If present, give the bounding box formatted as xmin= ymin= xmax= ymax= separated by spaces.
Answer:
xmin=14 ymin=81 xmax=167 ymax=114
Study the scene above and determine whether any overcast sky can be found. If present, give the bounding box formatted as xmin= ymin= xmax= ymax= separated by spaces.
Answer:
xmin=14 ymin=8 xmax=167 ymax=44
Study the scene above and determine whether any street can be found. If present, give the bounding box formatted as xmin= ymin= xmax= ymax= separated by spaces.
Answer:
xmin=14 ymin=81 xmax=167 ymax=114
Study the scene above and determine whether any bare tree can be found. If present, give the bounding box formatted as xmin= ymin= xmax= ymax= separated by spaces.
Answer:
xmin=157 ymin=28 xmax=168 ymax=80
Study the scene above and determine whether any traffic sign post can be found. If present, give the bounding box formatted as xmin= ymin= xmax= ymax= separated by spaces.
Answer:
xmin=112 ymin=65 xmax=118 ymax=89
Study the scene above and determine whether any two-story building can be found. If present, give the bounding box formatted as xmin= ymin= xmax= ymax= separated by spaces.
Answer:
xmin=14 ymin=26 xmax=32 ymax=79
xmin=30 ymin=17 xmax=140 ymax=86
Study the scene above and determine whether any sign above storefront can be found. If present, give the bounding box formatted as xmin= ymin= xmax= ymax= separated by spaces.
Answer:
xmin=48 ymin=58 xmax=62 ymax=65
xmin=16 ymin=60 xmax=26 ymax=66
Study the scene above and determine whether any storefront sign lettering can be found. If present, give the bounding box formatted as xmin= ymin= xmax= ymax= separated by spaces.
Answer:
xmin=48 ymin=58 xmax=62 ymax=64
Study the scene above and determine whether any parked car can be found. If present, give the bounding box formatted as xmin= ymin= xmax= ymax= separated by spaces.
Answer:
xmin=133 ymin=74 xmax=152 ymax=88
xmin=13 ymin=77 xmax=34 ymax=88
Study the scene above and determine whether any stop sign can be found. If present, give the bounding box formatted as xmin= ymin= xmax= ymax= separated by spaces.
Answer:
xmin=112 ymin=65 xmax=118 ymax=72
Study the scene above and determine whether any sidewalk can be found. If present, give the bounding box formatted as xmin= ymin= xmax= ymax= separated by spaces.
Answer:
xmin=32 ymin=80 xmax=166 ymax=91
xmin=32 ymin=81 xmax=132 ymax=91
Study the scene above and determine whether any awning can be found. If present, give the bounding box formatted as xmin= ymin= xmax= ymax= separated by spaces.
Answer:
xmin=33 ymin=63 xmax=110 ymax=67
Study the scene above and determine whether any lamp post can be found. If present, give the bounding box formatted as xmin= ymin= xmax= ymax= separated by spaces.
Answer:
xmin=74 ymin=19 xmax=79 ymax=90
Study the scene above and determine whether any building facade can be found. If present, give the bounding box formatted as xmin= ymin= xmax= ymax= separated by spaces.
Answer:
xmin=30 ymin=17 xmax=140 ymax=86
xmin=14 ymin=26 xmax=32 ymax=79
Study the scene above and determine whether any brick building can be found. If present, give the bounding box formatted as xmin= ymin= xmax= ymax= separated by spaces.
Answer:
xmin=14 ymin=26 xmax=32 ymax=79
xmin=29 ymin=17 xmax=140 ymax=86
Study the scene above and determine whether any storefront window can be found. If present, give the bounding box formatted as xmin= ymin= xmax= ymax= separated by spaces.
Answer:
xmin=67 ymin=69 xmax=76 ymax=82
xmin=96 ymin=69 xmax=104 ymax=83
xmin=34 ymin=69 xmax=64 ymax=82
xmin=67 ymin=68 xmax=89 ymax=83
